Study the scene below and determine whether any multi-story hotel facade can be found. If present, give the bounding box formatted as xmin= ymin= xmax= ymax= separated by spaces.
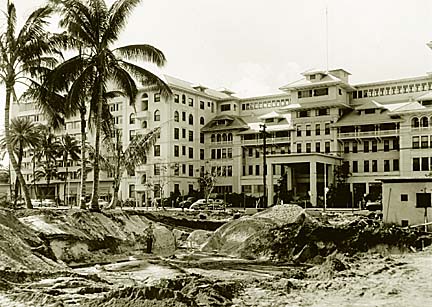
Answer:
xmin=12 ymin=68 xmax=432 ymax=207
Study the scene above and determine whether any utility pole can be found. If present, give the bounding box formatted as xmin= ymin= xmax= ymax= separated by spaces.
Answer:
xmin=260 ymin=124 xmax=267 ymax=208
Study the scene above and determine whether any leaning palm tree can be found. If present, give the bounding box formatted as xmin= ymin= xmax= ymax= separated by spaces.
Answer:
xmin=59 ymin=134 xmax=80 ymax=207
xmin=49 ymin=0 xmax=172 ymax=211
xmin=0 ymin=1 xmax=61 ymax=209
xmin=0 ymin=118 xmax=43 ymax=206
xmin=97 ymin=127 xmax=160 ymax=209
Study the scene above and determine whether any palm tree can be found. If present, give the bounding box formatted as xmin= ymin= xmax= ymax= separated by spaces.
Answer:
xmin=59 ymin=134 xmax=80 ymax=207
xmin=50 ymin=0 xmax=172 ymax=211
xmin=97 ymin=127 xmax=160 ymax=209
xmin=0 ymin=118 xmax=42 ymax=206
xmin=34 ymin=130 xmax=61 ymax=200
xmin=0 ymin=1 xmax=61 ymax=208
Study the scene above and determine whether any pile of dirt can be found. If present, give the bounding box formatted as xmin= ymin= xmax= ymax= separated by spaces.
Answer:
xmin=200 ymin=205 xmax=312 ymax=258
xmin=79 ymin=274 xmax=242 ymax=307
xmin=18 ymin=210 xmax=176 ymax=264
xmin=0 ymin=209 xmax=65 ymax=272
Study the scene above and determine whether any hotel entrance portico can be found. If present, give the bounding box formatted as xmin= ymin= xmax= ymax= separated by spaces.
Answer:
xmin=267 ymin=153 xmax=342 ymax=207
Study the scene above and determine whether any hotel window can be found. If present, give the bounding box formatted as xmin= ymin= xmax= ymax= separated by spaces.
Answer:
xmin=401 ymin=194 xmax=408 ymax=202
xmin=142 ymin=121 xmax=147 ymax=128
xmin=297 ymin=126 xmax=302 ymax=137
xmin=344 ymin=142 xmax=350 ymax=153
xmin=298 ymin=110 xmax=310 ymax=118
xmin=154 ymin=110 xmax=160 ymax=121
xmin=325 ymin=123 xmax=330 ymax=135
xmin=422 ymin=136 xmax=429 ymax=148
xmin=189 ymin=114 xmax=193 ymax=125
xmin=182 ymin=164 xmax=186 ymax=174
xmin=182 ymin=111 xmax=186 ymax=121
xmin=154 ymin=145 xmax=160 ymax=157
xmin=200 ymin=149 xmax=204 ymax=160
xmin=200 ymin=101 xmax=205 ymax=109
xmin=174 ymin=111 xmax=179 ymax=122
xmin=211 ymin=102 xmax=215 ymax=112
xmin=422 ymin=157 xmax=429 ymax=171
xmin=364 ymin=141 xmax=369 ymax=153
xmin=352 ymin=161 xmax=358 ymax=173
xmin=129 ymin=113 xmax=135 ymax=124
xmin=154 ymin=93 xmax=160 ymax=102
xmin=174 ymin=145 xmax=179 ymax=157
xmin=372 ymin=160 xmax=378 ymax=172
xmin=256 ymin=165 xmax=260 ymax=176
xmin=182 ymin=145 xmax=186 ymax=155
xmin=228 ymin=148 xmax=233 ymax=158
xmin=141 ymin=93 xmax=148 ymax=111
xmin=174 ymin=94 xmax=179 ymax=103
xmin=364 ymin=160 xmax=369 ymax=172
xmin=255 ymin=149 xmax=260 ymax=158
xmin=182 ymin=94 xmax=186 ymax=104
xmin=314 ymin=88 xmax=329 ymax=96
xmin=249 ymin=165 xmax=253 ymax=175
xmin=248 ymin=148 xmax=253 ymax=157
xmin=222 ymin=148 xmax=227 ymax=159
xmin=413 ymin=158 xmax=420 ymax=171
xmin=393 ymin=139 xmax=399 ymax=150
xmin=412 ymin=136 xmax=420 ymax=149
xmin=129 ymin=185 xmax=135 ymax=198
xmin=200 ymin=133 xmax=204 ymax=144
xmin=422 ymin=117 xmax=429 ymax=127
xmin=298 ymin=89 xmax=312 ymax=98
xmin=306 ymin=143 xmax=311 ymax=153
xmin=315 ymin=142 xmax=321 ymax=153
xmin=211 ymin=149 xmax=216 ymax=159
xmin=154 ymin=164 xmax=160 ymax=175
xmin=189 ymin=130 xmax=193 ymax=142
xmin=353 ymin=141 xmax=358 ymax=153
xmin=174 ymin=128 xmax=179 ymax=139
xmin=315 ymin=124 xmax=320 ymax=135
xmin=325 ymin=142 xmax=330 ymax=153
xmin=297 ymin=143 xmax=302 ymax=153
xmin=384 ymin=140 xmax=389 ymax=152
xmin=306 ymin=125 xmax=311 ymax=136
xmin=200 ymin=116 xmax=205 ymax=125
xmin=384 ymin=160 xmax=390 ymax=172
xmin=393 ymin=159 xmax=399 ymax=171
xmin=316 ymin=108 xmax=330 ymax=116
xmin=189 ymin=165 xmax=193 ymax=176
xmin=372 ymin=141 xmax=377 ymax=152
xmin=188 ymin=98 xmax=193 ymax=107
xmin=227 ymin=166 xmax=232 ymax=176
xmin=221 ymin=104 xmax=231 ymax=111
xmin=188 ymin=147 xmax=193 ymax=159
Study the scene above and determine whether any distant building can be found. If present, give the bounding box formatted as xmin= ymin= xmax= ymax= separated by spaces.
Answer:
xmin=380 ymin=178 xmax=432 ymax=229
xmin=11 ymin=67 xmax=432 ymax=207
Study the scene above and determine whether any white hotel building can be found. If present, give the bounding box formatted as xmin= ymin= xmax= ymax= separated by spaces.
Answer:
xmin=13 ymin=68 xmax=432 ymax=207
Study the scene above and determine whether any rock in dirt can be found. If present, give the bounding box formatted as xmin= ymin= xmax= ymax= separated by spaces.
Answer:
xmin=185 ymin=230 xmax=213 ymax=249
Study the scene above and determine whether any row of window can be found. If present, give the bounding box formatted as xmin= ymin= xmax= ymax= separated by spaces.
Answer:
xmin=412 ymin=136 xmax=432 ymax=149
xmin=210 ymin=165 xmax=233 ymax=177
xmin=173 ymin=128 xmax=204 ymax=143
xmin=210 ymin=133 xmax=233 ymax=143
xmin=412 ymin=157 xmax=432 ymax=171
xmin=242 ymin=142 xmax=332 ymax=157
xmin=211 ymin=148 xmax=233 ymax=160
xmin=241 ymin=98 xmax=290 ymax=111
xmin=174 ymin=94 xmax=215 ymax=112
xmin=297 ymin=87 xmax=329 ymax=99
xmin=352 ymin=82 xmax=431 ymax=99
xmin=296 ymin=123 xmax=331 ymax=137
xmin=344 ymin=139 xmax=399 ymax=154
xmin=351 ymin=159 xmax=399 ymax=173
xmin=173 ymin=145 xmax=205 ymax=159
xmin=242 ymin=164 xmax=285 ymax=177
xmin=174 ymin=111 xmax=204 ymax=125
xmin=411 ymin=117 xmax=432 ymax=128
xmin=297 ymin=109 xmax=330 ymax=118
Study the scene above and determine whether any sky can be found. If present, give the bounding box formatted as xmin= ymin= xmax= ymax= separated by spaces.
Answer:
xmin=2 ymin=0 xmax=432 ymax=106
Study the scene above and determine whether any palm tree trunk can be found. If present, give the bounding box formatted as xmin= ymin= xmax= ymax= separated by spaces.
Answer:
xmin=108 ymin=178 xmax=120 ymax=209
xmin=90 ymin=75 xmax=104 ymax=211
xmin=14 ymin=144 xmax=24 ymax=208
xmin=5 ymin=82 xmax=32 ymax=209
xmin=79 ymin=109 xmax=87 ymax=209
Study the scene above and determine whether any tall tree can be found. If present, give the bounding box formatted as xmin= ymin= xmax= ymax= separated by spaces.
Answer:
xmin=0 ymin=1 xmax=60 ymax=208
xmin=49 ymin=0 xmax=172 ymax=211
xmin=0 ymin=118 xmax=42 ymax=206
xmin=59 ymin=133 xmax=80 ymax=207
xmin=96 ymin=127 xmax=159 ymax=209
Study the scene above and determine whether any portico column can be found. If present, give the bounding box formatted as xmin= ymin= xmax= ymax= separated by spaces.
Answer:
xmin=309 ymin=161 xmax=317 ymax=207
xmin=267 ymin=163 xmax=274 ymax=207
xmin=286 ymin=166 xmax=293 ymax=191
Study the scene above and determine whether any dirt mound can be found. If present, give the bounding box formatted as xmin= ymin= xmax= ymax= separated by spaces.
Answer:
xmin=19 ymin=210 xmax=176 ymax=264
xmin=0 ymin=209 xmax=65 ymax=271
xmin=185 ymin=230 xmax=213 ymax=249
xmin=200 ymin=205 xmax=313 ymax=258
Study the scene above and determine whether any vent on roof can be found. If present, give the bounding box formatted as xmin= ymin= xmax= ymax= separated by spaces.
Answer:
xmin=192 ymin=84 xmax=208 ymax=92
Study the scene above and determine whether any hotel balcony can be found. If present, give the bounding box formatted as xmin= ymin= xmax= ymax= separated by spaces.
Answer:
xmin=338 ymin=129 xmax=399 ymax=139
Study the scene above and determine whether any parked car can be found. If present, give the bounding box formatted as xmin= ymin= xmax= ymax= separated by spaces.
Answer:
xmin=179 ymin=197 xmax=196 ymax=209
xmin=189 ymin=199 xmax=214 ymax=210
xmin=208 ymin=199 xmax=226 ymax=210
xmin=31 ymin=199 xmax=41 ymax=207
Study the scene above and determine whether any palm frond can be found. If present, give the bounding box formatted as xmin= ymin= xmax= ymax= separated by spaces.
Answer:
xmin=103 ymin=0 xmax=142 ymax=44
xmin=114 ymin=44 xmax=166 ymax=67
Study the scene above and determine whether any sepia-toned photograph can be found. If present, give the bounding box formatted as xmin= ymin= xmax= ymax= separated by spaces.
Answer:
xmin=0 ymin=0 xmax=432 ymax=306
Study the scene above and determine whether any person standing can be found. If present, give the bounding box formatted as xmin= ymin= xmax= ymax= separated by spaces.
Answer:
xmin=144 ymin=222 xmax=156 ymax=253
